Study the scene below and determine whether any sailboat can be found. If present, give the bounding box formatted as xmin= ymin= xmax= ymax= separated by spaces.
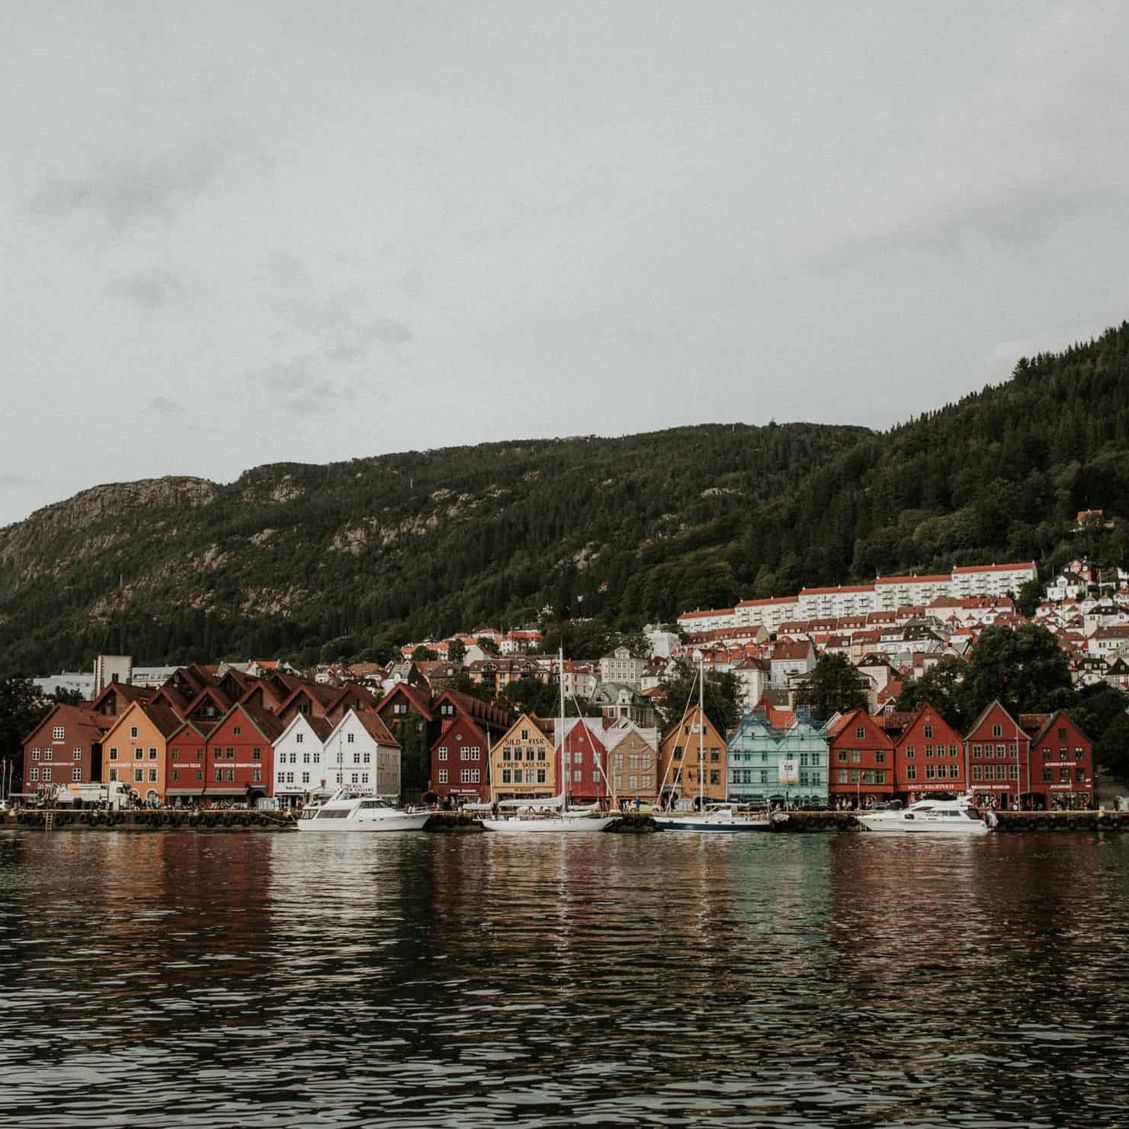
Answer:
xmin=481 ymin=650 xmax=616 ymax=834
xmin=653 ymin=655 xmax=770 ymax=832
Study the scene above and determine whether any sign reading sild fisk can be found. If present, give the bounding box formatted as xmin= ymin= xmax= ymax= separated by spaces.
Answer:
xmin=778 ymin=760 xmax=799 ymax=785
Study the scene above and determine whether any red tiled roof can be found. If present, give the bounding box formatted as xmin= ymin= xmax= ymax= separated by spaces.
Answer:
xmin=876 ymin=574 xmax=950 ymax=585
xmin=952 ymin=561 xmax=1035 ymax=574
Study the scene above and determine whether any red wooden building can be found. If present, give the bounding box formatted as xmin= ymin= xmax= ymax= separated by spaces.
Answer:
xmin=165 ymin=720 xmax=210 ymax=805
xmin=826 ymin=708 xmax=895 ymax=808
xmin=966 ymin=701 xmax=1030 ymax=810
xmin=1021 ymin=710 xmax=1094 ymax=810
xmin=559 ymin=718 xmax=609 ymax=805
xmin=430 ymin=711 xmax=491 ymax=804
xmin=203 ymin=703 xmax=282 ymax=805
xmin=893 ymin=703 xmax=967 ymax=802
xmin=21 ymin=704 xmax=112 ymax=797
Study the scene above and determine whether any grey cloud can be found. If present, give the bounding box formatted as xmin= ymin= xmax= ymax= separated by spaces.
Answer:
xmin=812 ymin=183 xmax=1114 ymax=273
xmin=29 ymin=142 xmax=233 ymax=231
xmin=248 ymin=354 xmax=376 ymax=415
xmin=144 ymin=395 xmax=183 ymax=416
xmin=263 ymin=251 xmax=310 ymax=290
xmin=107 ymin=268 xmax=192 ymax=310
xmin=0 ymin=472 xmax=37 ymax=487
xmin=270 ymin=294 xmax=413 ymax=361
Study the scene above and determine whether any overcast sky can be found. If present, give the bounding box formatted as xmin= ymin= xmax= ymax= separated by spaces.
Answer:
xmin=3 ymin=1 xmax=1128 ymax=527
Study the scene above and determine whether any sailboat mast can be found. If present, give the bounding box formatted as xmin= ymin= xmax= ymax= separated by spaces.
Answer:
xmin=559 ymin=646 xmax=568 ymax=811
xmin=698 ymin=654 xmax=705 ymax=812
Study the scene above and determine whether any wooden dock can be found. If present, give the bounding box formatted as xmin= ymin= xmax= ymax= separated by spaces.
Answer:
xmin=3 ymin=808 xmax=296 ymax=832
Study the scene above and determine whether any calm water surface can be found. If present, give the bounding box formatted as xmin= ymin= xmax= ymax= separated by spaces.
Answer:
xmin=2 ymin=828 xmax=1127 ymax=1128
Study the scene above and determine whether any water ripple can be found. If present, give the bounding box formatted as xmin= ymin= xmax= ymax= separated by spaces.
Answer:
xmin=1 ymin=829 xmax=1127 ymax=1126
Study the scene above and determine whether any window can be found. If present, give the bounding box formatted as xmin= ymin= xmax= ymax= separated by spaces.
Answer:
xmin=72 ymin=766 xmax=82 ymax=782
xmin=924 ymin=724 xmax=934 ymax=739
xmin=133 ymin=748 xmax=142 ymax=760
xmin=295 ymin=731 xmax=305 ymax=745
xmin=850 ymin=751 xmax=861 ymax=764
xmin=347 ymin=733 xmax=355 ymax=744
xmin=573 ymin=769 xmax=582 ymax=783
xmin=460 ymin=769 xmax=471 ymax=784
xmin=536 ymin=769 xmax=546 ymax=783
xmin=1043 ymin=767 xmax=1052 ymax=782
xmin=134 ymin=768 xmax=143 ymax=782
xmin=252 ymin=768 xmax=262 ymax=783
xmin=972 ymin=744 xmax=982 ymax=758
xmin=108 ymin=768 xmax=117 ymax=781
xmin=233 ymin=726 xmax=242 ymax=736
xmin=393 ymin=703 xmax=406 ymax=715
xmin=253 ymin=748 xmax=262 ymax=760
xmin=72 ymin=747 xmax=82 ymax=760
xmin=573 ymin=751 xmax=583 ymax=764
xmin=170 ymin=748 xmax=180 ymax=761
xmin=837 ymin=750 xmax=848 ymax=763
xmin=875 ymin=750 xmax=886 ymax=764
xmin=905 ymin=745 xmax=916 ymax=759
xmin=466 ymin=747 xmax=480 ymax=761
xmin=710 ymin=770 xmax=720 ymax=785
xmin=302 ymin=752 xmax=310 ymax=764
xmin=673 ymin=746 xmax=683 ymax=761
xmin=30 ymin=767 xmax=39 ymax=781
xmin=128 ymin=726 xmax=138 ymax=740
xmin=214 ymin=767 xmax=223 ymax=782
xmin=148 ymin=768 xmax=157 ymax=782
xmin=148 ymin=747 xmax=157 ymax=760
xmin=856 ymin=727 xmax=866 ymax=739
xmin=1057 ymin=727 xmax=1067 ymax=740
xmin=993 ymin=724 xmax=1002 ymax=737
xmin=502 ymin=768 xmax=512 ymax=783
xmin=32 ymin=749 xmax=40 ymax=761
xmin=949 ymin=765 xmax=960 ymax=779
xmin=301 ymin=772 xmax=309 ymax=784
xmin=196 ymin=770 xmax=203 ymax=781
xmin=439 ymin=747 xmax=449 ymax=761
xmin=906 ymin=765 xmax=917 ymax=780
xmin=513 ymin=768 xmax=523 ymax=783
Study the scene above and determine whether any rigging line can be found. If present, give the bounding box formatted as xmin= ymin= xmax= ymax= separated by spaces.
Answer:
xmin=655 ymin=656 xmax=704 ymax=806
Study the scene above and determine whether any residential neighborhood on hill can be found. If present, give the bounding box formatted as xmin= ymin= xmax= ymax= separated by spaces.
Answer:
xmin=14 ymin=553 xmax=1124 ymax=815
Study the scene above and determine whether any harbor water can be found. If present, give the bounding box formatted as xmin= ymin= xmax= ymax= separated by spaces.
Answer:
xmin=2 ymin=829 xmax=1127 ymax=1127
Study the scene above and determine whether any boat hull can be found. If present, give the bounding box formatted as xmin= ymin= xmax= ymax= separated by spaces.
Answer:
xmin=480 ymin=816 xmax=616 ymax=833
xmin=653 ymin=815 xmax=770 ymax=832
xmin=855 ymin=817 xmax=988 ymax=836
xmin=297 ymin=813 xmax=432 ymax=832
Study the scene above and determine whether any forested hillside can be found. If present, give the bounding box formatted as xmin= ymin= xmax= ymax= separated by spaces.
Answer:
xmin=2 ymin=321 xmax=1128 ymax=672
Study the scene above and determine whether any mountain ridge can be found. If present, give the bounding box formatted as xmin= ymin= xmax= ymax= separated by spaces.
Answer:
xmin=2 ymin=322 xmax=1128 ymax=672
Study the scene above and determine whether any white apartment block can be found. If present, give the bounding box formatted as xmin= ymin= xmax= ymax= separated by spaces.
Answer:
xmin=679 ymin=562 xmax=1037 ymax=636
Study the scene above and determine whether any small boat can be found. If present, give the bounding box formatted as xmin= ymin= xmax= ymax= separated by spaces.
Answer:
xmin=480 ymin=796 xmax=615 ymax=833
xmin=855 ymin=794 xmax=990 ymax=835
xmin=480 ymin=811 xmax=616 ymax=834
xmin=296 ymin=790 xmax=431 ymax=832
xmin=654 ymin=803 xmax=771 ymax=832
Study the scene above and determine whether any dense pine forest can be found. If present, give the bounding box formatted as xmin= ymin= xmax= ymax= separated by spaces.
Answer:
xmin=1 ymin=321 xmax=1128 ymax=673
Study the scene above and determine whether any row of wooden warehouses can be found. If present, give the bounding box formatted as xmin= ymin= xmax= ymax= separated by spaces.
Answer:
xmin=19 ymin=663 xmax=1094 ymax=812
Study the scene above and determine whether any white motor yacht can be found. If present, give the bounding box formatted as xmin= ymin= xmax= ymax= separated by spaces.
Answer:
xmin=855 ymin=795 xmax=990 ymax=835
xmin=297 ymin=790 xmax=431 ymax=832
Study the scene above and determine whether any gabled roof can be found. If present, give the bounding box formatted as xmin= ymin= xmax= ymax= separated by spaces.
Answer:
xmin=88 ymin=681 xmax=151 ymax=713
xmin=22 ymin=702 xmax=114 ymax=746
xmin=377 ymin=681 xmax=434 ymax=720
xmin=964 ymin=698 xmax=1023 ymax=740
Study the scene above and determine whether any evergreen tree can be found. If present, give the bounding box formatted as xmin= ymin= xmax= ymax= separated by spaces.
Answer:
xmin=795 ymin=654 xmax=868 ymax=722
